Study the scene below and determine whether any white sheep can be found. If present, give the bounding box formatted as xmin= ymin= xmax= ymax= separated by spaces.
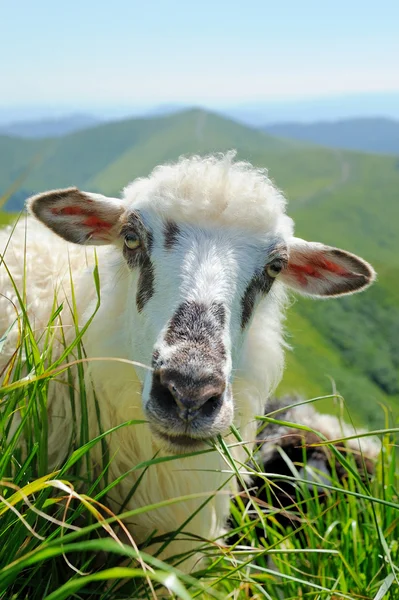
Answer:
xmin=251 ymin=397 xmax=380 ymax=506
xmin=0 ymin=152 xmax=375 ymax=570
xmin=228 ymin=396 xmax=381 ymax=550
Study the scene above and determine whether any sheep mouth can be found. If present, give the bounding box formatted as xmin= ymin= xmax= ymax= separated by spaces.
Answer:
xmin=151 ymin=427 xmax=212 ymax=452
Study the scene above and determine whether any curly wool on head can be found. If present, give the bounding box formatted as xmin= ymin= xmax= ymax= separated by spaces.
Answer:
xmin=124 ymin=151 xmax=294 ymax=236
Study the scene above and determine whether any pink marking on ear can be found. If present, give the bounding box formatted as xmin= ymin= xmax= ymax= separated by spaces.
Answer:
xmin=52 ymin=206 xmax=87 ymax=216
xmin=319 ymin=257 xmax=349 ymax=276
xmin=83 ymin=216 xmax=111 ymax=230
xmin=289 ymin=255 xmax=351 ymax=285
xmin=289 ymin=263 xmax=323 ymax=285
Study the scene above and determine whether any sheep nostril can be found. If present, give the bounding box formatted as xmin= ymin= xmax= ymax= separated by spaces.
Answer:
xmin=201 ymin=394 xmax=223 ymax=417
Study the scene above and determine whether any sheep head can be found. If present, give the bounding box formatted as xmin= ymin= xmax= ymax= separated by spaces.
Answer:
xmin=27 ymin=154 xmax=375 ymax=453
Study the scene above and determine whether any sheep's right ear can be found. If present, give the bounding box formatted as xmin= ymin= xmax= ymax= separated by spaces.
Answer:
xmin=27 ymin=188 xmax=125 ymax=245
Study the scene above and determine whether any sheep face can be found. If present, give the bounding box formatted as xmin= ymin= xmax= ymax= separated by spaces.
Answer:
xmin=133 ymin=215 xmax=289 ymax=451
xmin=28 ymin=187 xmax=290 ymax=451
xmin=28 ymin=157 xmax=375 ymax=453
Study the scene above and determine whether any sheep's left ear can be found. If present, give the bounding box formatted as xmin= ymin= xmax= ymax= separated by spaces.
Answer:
xmin=280 ymin=238 xmax=376 ymax=297
xmin=27 ymin=187 xmax=125 ymax=245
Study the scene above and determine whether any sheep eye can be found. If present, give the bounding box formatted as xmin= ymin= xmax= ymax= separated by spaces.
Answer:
xmin=124 ymin=234 xmax=141 ymax=250
xmin=266 ymin=261 xmax=283 ymax=278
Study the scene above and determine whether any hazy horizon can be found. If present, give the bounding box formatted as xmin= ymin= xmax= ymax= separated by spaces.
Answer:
xmin=1 ymin=90 xmax=399 ymax=127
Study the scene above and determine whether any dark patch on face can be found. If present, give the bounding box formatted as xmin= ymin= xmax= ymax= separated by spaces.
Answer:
xmin=120 ymin=211 xmax=155 ymax=311
xmin=136 ymin=256 xmax=155 ymax=312
xmin=162 ymin=301 xmax=227 ymax=389
xmin=210 ymin=301 xmax=226 ymax=328
xmin=241 ymin=245 xmax=288 ymax=329
xmin=164 ymin=220 xmax=180 ymax=250
xmin=146 ymin=228 xmax=154 ymax=253
xmin=165 ymin=301 xmax=225 ymax=348
xmin=241 ymin=272 xmax=274 ymax=329
xmin=121 ymin=211 xmax=147 ymax=240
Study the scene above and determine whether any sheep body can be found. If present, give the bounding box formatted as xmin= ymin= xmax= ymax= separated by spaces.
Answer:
xmin=249 ymin=397 xmax=380 ymax=514
xmin=259 ymin=396 xmax=380 ymax=467
xmin=0 ymin=155 xmax=289 ymax=566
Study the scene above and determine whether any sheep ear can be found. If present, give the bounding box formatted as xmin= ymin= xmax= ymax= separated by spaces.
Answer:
xmin=280 ymin=238 xmax=376 ymax=297
xmin=27 ymin=187 xmax=125 ymax=245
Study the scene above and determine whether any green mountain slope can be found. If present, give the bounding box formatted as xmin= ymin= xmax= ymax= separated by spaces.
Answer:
xmin=87 ymin=109 xmax=296 ymax=195
xmin=19 ymin=114 xmax=177 ymax=193
xmin=1 ymin=109 xmax=398 ymax=426
xmin=281 ymin=150 xmax=399 ymax=425
xmin=0 ymin=135 xmax=47 ymax=200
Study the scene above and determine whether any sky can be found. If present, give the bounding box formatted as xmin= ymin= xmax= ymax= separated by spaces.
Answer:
xmin=1 ymin=0 xmax=398 ymax=111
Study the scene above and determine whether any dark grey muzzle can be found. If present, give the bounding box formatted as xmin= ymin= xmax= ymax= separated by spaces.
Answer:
xmin=150 ymin=367 xmax=226 ymax=423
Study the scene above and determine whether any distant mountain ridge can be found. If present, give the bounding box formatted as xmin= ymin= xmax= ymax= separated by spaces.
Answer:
xmin=263 ymin=118 xmax=399 ymax=155
xmin=0 ymin=114 xmax=102 ymax=138
xmin=2 ymin=90 xmax=399 ymax=136
xmin=222 ymin=92 xmax=399 ymax=126
xmin=1 ymin=110 xmax=398 ymax=157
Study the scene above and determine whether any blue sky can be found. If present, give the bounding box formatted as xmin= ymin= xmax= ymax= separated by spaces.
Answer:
xmin=1 ymin=0 xmax=398 ymax=108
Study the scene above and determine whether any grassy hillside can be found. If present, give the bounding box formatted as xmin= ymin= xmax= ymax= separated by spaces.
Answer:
xmin=1 ymin=109 xmax=398 ymax=426
xmin=0 ymin=135 xmax=50 ymax=203
xmin=263 ymin=117 xmax=399 ymax=155
xmin=279 ymin=150 xmax=399 ymax=425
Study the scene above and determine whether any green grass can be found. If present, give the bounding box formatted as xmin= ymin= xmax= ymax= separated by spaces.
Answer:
xmin=1 ymin=224 xmax=399 ymax=599
xmin=0 ymin=212 xmax=17 ymax=226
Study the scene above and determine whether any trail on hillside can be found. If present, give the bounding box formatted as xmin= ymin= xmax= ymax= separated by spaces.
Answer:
xmin=195 ymin=110 xmax=207 ymax=142
xmin=293 ymin=149 xmax=351 ymax=210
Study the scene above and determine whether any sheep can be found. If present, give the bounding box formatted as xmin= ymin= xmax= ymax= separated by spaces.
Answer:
xmin=257 ymin=396 xmax=380 ymax=485
xmin=230 ymin=396 xmax=380 ymax=537
xmin=0 ymin=152 xmax=376 ymax=571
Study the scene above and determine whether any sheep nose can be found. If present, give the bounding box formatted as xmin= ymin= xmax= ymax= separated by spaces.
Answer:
xmin=153 ymin=369 xmax=226 ymax=421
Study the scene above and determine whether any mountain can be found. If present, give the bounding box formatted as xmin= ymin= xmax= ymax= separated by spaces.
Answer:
xmin=1 ymin=108 xmax=398 ymax=427
xmin=0 ymin=114 xmax=102 ymax=138
xmin=145 ymin=103 xmax=188 ymax=118
xmin=262 ymin=118 xmax=399 ymax=155
xmin=0 ymin=109 xmax=293 ymax=210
